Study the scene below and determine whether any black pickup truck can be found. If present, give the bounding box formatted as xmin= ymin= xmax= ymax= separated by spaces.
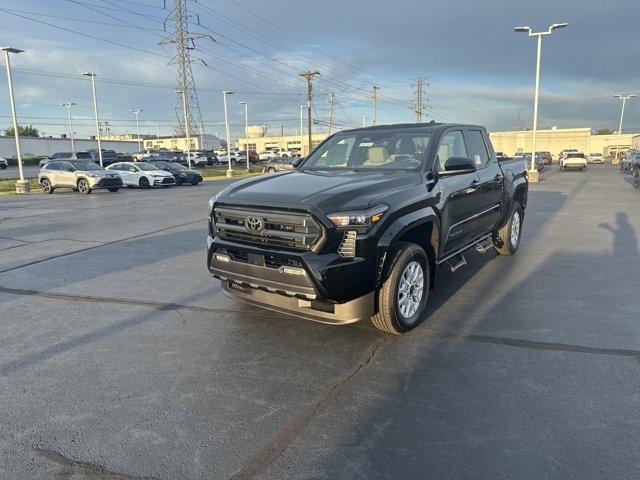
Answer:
xmin=207 ymin=123 xmax=528 ymax=334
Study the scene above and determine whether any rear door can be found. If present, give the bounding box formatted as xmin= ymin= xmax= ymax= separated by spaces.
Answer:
xmin=434 ymin=129 xmax=483 ymax=254
xmin=57 ymin=161 xmax=76 ymax=187
xmin=466 ymin=128 xmax=504 ymax=234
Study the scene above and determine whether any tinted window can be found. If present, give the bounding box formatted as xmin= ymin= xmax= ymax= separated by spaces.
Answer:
xmin=46 ymin=162 xmax=61 ymax=170
xmin=60 ymin=162 xmax=74 ymax=171
xmin=466 ymin=130 xmax=490 ymax=167
xmin=437 ymin=130 xmax=467 ymax=171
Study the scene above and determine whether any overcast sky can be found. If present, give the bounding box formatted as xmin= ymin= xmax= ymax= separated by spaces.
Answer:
xmin=1 ymin=0 xmax=640 ymax=139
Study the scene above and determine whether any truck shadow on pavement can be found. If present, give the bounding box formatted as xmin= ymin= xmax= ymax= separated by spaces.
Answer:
xmin=292 ymin=210 xmax=640 ymax=480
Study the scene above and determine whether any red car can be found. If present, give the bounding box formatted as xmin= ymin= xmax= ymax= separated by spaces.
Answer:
xmin=539 ymin=151 xmax=553 ymax=164
xmin=238 ymin=150 xmax=260 ymax=163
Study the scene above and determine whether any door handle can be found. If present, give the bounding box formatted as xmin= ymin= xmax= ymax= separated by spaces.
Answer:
xmin=465 ymin=180 xmax=479 ymax=194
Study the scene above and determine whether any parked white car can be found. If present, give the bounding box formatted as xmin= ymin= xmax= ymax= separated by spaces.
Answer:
xmin=180 ymin=151 xmax=208 ymax=167
xmin=588 ymin=153 xmax=605 ymax=164
xmin=560 ymin=153 xmax=588 ymax=171
xmin=106 ymin=161 xmax=176 ymax=188
xmin=258 ymin=151 xmax=278 ymax=161
xmin=217 ymin=154 xmax=239 ymax=166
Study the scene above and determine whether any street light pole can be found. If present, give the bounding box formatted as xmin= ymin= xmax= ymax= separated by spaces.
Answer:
xmin=362 ymin=115 xmax=369 ymax=127
xmin=515 ymin=22 xmax=568 ymax=180
xmin=82 ymin=72 xmax=103 ymax=167
xmin=176 ymin=89 xmax=191 ymax=169
xmin=61 ymin=102 xmax=77 ymax=155
xmin=130 ymin=109 xmax=143 ymax=152
xmin=1 ymin=46 xmax=28 ymax=193
xmin=223 ymin=91 xmax=234 ymax=177
xmin=240 ymin=101 xmax=249 ymax=171
xmin=614 ymin=94 xmax=636 ymax=161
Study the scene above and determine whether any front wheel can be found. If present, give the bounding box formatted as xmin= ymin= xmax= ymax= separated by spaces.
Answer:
xmin=634 ymin=171 xmax=640 ymax=189
xmin=139 ymin=176 xmax=150 ymax=189
xmin=371 ymin=242 xmax=430 ymax=334
xmin=77 ymin=178 xmax=91 ymax=194
xmin=493 ymin=201 xmax=523 ymax=255
xmin=108 ymin=187 xmax=119 ymax=192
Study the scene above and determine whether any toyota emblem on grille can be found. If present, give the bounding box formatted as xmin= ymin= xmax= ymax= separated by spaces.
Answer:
xmin=244 ymin=216 xmax=265 ymax=232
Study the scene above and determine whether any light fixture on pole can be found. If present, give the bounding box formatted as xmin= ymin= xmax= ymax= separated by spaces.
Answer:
xmin=223 ymin=91 xmax=234 ymax=177
xmin=176 ymin=89 xmax=192 ymax=169
xmin=61 ymin=102 xmax=77 ymax=155
xmin=1 ymin=46 xmax=28 ymax=193
xmin=130 ymin=109 xmax=143 ymax=152
xmin=239 ymin=101 xmax=249 ymax=171
xmin=362 ymin=115 xmax=369 ymax=127
xmin=613 ymin=94 xmax=636 ymax=161
xmin=514 ymin=22 xmax=568 ymax=181
xmin=82 ymin=72 xmax=103 ymax=167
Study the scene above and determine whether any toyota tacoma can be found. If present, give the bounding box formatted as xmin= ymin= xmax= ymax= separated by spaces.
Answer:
xmin=207 ymin=123 xmax=528 ymax=334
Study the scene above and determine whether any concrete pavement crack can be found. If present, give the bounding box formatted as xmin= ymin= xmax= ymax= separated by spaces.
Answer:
xmin=36 ymin=448 xmax=158 ymax=480
xmin=228 ymin=336 xmax=391 ymax=480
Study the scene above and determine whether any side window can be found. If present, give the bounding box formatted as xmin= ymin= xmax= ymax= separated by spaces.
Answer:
xmin=466 ymin=130 xmax=490 ymax=167
xmin=60 ymin=162 xmax=74 ymax=171
xmin=437 ymin=130 xmax=467 ymax=171
xmin=47 ymin=162 xmax=59 ymax=171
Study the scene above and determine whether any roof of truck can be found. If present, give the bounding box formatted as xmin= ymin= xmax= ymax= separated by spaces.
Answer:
xmin=340 ymin=122 xmax=485 ymax=134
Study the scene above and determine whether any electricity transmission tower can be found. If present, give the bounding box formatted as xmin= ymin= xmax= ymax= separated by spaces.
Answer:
xmin=413 ymin=78 xmax=426 ymax=122
xmin=160 ymin=0 xmax=211 ymax=139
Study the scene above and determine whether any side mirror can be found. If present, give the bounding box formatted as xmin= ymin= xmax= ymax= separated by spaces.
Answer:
xmin=443 ymin=156 xmax=476 ymax=173
xmin=292 ymin=157 xmax=304 ymax=168
xmin=67 ymin=168 xmax=74 ymax=172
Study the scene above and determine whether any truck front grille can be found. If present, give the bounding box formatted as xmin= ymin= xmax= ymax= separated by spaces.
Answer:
xmin=213 ymin=206 xmax=321 ymax=250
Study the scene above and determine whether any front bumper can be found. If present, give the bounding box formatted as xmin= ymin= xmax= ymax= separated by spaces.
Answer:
xmin=207 ymin=235 xmax=376 ymax=324
xmin=153 ymin=176 xmax=176 ymax=186
xmin=89 ymin=176 xmax=123 ymax=189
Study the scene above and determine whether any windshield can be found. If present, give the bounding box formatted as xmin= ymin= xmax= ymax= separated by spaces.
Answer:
xmin=136 ymin=163 xmax=160 ymax=171
xmin=72 ymin=161 xmax=103 ymax=171
xmin=167 ymin=162 xmax=187 ymax=170
xmin=302 ymin=130 xmax=431 ymax=171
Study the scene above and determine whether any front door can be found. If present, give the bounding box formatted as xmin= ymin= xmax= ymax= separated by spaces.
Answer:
xmin=466 ymin=129 xmax=504 ymax=234
xmin=434 ymin=129 xmax=483 ymax=254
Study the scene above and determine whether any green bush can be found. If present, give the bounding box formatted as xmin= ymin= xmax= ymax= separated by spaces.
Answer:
xmin=6 ymin=156 xmax=46 ymax=166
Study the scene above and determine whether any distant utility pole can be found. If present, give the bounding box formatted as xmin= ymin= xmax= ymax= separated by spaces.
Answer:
xmin=60 ymin=102 xmax=76 ymax=155
xmin=371 ymin=86 xmax=379 ymax=125
xmin=515 ymin=108 xmax=523 ymax=131
xmin=160 ymin=0 xmax=211 ymax=138
xmin=299 ymin=70 xmax=320 ymax=154
xmin=130 ymin=108 xmax=142 ymax=151
xmin=412 ymin=78 xmax=425 ymax=122
xmin=327 ymin=92 xmax=335 ymax=135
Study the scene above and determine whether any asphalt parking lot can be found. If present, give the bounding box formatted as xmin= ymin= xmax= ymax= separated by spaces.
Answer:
xmin=1 ymin=165 xmax=639 ymax=479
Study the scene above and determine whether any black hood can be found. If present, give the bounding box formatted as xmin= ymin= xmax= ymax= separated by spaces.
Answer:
xmin=217 ymin=170 xmax=421 ymax=212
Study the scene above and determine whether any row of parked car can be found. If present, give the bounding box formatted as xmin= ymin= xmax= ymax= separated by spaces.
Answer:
xmin=619 ymin=149 xmax=640 ymax=188
xmin=495 ymin=149 xmax=608 ymax=172
xmin=37 ymin=158 xmax=203 ymax=195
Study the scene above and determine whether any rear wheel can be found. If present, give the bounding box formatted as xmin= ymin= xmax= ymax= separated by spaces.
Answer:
xmin=108 ymin=187 xmax=119 ymax=192
xmin=371 ymin=242 xmax=430 ymax=334
xmin=267 ymin=167 xmax=276 ymax=173
xmin=139 ymin=176 xmax=150 ymax=189
xmin=493 ymin=201 xmax=523 ymax=255
xmin=634 ymin=171 xmax=640 ymax=189
xmin=175 ymin=177 xmax=183 ymax=186
xmin=77 ymin=178 xmax=91 ymax=194
xmin=190 ymin=180 xmax=200 ymax=185
xmin=40 ymin=178 xmax=53 ymax=194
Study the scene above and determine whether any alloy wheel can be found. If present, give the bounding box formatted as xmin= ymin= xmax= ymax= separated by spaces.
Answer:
xmin=397 ymin=261 xmax=424 ymax=319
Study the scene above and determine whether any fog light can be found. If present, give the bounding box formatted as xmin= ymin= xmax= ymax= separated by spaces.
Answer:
xmin=215 ymin=253 xmax=231 ymax=263
xmin=279 ymin=266 xmax=306 ymax=276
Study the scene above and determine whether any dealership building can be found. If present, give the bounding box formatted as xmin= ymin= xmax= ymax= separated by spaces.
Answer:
xmin=489 ymin=127 xmax=638 ymax=158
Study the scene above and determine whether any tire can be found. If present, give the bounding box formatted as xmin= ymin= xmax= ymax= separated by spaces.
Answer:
xmin=267 ymin=167 xmax=276 ymax=173
xmin=493 ymin=201 xmax=523 ymax=255
xmin=190 ymin=180 xmax=200 ymax=185
xmin=371 ymin=242 xmax=430 ymax=334
xmin=139 ymin=176 xmax=150 ymax=189
xmin=77 ymin=178 xmax=91 ymax=194
xmin=108 ymin=187 xmax=119 ymax=192
xmin=0 ymin=165 xmax=6 ymax=169
xmin=40 ymin=178 xmax=53 ymax=194
xmin=634 ymin=171 xmax=640 ymax=189
xmin=175 ymin=177 xmax=183 ymax=186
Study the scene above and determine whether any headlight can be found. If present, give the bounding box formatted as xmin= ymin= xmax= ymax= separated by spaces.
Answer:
xmin=208 ymin=195 xmax=217 ymax=214
xmin=87 ymin=174 xmax=101 ymax=178
xmin=327 ymin=205 xmax=387 ymax=230
xmin=150 ymin=174 xmax=163 ymax=178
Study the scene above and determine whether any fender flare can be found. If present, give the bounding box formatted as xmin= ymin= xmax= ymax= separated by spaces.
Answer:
xmin=376 ymin=207 xmax=440 ymax=287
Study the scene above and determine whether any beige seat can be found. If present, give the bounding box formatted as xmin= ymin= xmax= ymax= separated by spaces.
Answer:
xmin=364 ymin=147 xmax=390 ymax=166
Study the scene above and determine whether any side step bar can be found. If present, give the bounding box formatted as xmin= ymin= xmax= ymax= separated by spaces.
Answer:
xmin=445 ymin=253 xmax=466 ymax=273
xmin=475 ymin=237 xmax=495 ymax=254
